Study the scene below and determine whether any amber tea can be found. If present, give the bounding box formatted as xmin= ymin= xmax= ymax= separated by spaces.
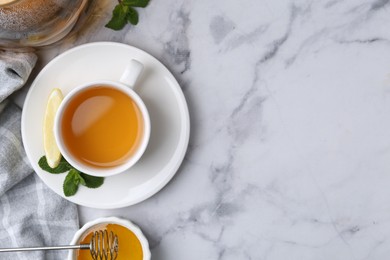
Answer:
xmin=61 ymin=86 xmax=144 ymax=168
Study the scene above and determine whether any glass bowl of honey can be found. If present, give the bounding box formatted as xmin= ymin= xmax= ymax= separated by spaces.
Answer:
xmin=68 ymin=217 xmax=151 ymax=260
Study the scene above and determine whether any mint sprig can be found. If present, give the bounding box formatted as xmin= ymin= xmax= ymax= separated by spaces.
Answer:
xmin=38 ymin=156 xmax=104 ymax=197
xmin=105 ymin=0 xmax=150 ymax=31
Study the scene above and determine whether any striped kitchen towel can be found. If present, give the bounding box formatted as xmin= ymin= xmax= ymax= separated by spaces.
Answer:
xmin=0 ymin=51 xmax=79 ymax=260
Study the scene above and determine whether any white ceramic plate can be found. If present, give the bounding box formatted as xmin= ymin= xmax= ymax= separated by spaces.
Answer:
xmin=21 ymin=42 xmax=190 ymax=209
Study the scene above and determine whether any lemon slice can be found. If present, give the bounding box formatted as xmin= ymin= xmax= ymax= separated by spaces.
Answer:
xmin=43 ymin=88 xmax=63 ymax=168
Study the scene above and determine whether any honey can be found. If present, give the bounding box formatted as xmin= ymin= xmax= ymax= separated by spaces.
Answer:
xmin=77 ymin=223 xmax=143 ymax=260
xmin=61 ymin=86 xmax=144 ymax=168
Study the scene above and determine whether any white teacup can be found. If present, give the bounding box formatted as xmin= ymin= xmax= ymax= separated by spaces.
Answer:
xmin=54 ymin=60 xmax=150 ymax=177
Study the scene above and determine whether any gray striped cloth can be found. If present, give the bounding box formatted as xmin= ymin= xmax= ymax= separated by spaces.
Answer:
xmin=0 ymin=51 xmax=79 ymax=260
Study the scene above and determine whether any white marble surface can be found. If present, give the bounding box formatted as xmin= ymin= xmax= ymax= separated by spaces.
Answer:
xmin=18 ymin=0 xmax=390 ymax=259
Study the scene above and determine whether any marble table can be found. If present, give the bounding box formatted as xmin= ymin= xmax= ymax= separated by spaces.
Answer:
xmin=16 ymin=0 xmax=390 ymax=259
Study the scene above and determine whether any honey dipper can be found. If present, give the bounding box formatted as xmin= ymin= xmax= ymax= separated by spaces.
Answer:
xmin=0 ymin=230 xmax=118 ymax=260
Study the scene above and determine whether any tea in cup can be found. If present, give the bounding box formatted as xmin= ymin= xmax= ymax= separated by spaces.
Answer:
xmin=54 ymin=60 xmax=150 ymax=177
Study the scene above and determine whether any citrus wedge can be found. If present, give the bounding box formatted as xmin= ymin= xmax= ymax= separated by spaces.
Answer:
xmin=43 ymin=88 xmax=63 ymax=168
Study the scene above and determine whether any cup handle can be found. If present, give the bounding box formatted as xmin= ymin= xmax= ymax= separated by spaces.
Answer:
xmin=120 ymin=59 xmax=144 ymax=89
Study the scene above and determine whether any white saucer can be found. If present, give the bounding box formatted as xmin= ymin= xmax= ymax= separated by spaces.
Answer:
xmin=21 ymin=42 xmax=190 ymax=209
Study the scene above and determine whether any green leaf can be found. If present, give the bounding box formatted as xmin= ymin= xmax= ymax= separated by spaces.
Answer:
xmin=78 ymin=175 xmax=86 ymax=186
xmin=71 ymin=170 xmax=85 ymax=186
xmin=105 ymin=4 xmax=128 ymax=30
xmin=38 ymin=156 xmax=72 ymax=174
xmin=79 ymin=173 xmax=104 ymax=189
xmin=63 ymin=169 xmax=79 ymax=197
xmin=122 ymin=0 xmax=149 ymax=8
xmin=127 ymin=7 xmax=139 ymax=25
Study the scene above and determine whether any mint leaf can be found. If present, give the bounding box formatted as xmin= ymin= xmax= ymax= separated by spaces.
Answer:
xmin=38 ymin=154 xmax=105 ymax=196
xmin=79 ymin=173 xmax=104 ymax=189
xmin=127 ymin=7 xmax=139 ymax=25
xmin=122 ymin=0 xmax=149 ymax=7
xmin=106 ymin=0 xmax=149 ymax=31
xmin=63 ymin=169 xmax=79 ymax=197
xmin=73 ymin=171 xmax=86 ymax=186
xmin=38 ymin=156 xmax=71 ymax=174
xmin=105 ymin=4 xmax=128 ymax=30
xmin=78 ymin=174 xmax=86 ymax=186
